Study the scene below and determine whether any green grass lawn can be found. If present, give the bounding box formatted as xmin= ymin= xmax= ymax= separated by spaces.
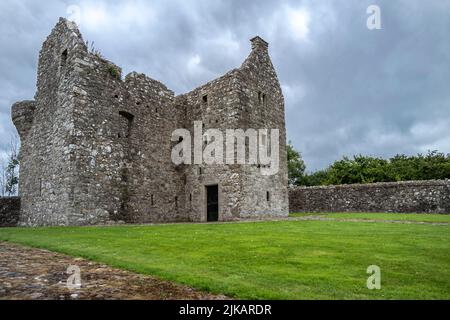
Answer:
xmin=0 ymin=218 xmax=449 ymax=300
xmin=290 ymin=212 xmax=450 ymax=223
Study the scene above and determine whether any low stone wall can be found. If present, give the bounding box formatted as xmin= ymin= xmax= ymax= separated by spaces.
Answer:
xmin=0 ymin=197 xmax=21 ymax=227
xmin=289 ymin=180 xmax=450 ymax=214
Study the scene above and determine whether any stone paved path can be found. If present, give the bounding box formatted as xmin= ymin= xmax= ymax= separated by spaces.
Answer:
xmin=0 ymin=242 xmax=228 ymax=300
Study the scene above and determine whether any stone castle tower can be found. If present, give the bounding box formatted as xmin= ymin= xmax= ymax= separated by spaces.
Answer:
xmin=12 ymin=18 xmax=288 ymax=226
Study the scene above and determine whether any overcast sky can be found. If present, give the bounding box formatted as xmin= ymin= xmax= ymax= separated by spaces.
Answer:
xmin=1 ymin=0 xmax=449 ymax=171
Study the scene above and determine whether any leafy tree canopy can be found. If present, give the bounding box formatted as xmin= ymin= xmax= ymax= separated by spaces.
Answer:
xmin=288 ymin=146 xmax=450 ymax=187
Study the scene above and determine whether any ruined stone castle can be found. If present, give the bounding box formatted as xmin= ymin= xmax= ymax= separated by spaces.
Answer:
xmin=11 ymin=18 xmax=288 ymax=226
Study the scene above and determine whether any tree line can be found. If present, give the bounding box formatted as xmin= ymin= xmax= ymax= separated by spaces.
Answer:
xmin=288 ymin=142 xmax=450 ymax=187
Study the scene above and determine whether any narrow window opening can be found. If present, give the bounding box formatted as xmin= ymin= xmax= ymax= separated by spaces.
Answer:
xmin=121 ymin=170 xmax=128 ymax=182
xmin=175 ymin=196 xmax=178 ymax=209
xmin=258 ymin=91 xmax=267 ymax=106
xmin=199 ymin=167 xmax=203 ymax=175
xmin=119 ymin=111 xmax=134 ymax=138
xmin=61 ymin=49 xmax=68 ymax=68
xmin=190 ymin=193 xmax=192 ymax=203
xmin=151 ymin=194 xmax=154 ymax=206
xmin=202 ymin=95 xmax=208 ymax=104
xmin=267 ymin=191 xmax=270 ymax=202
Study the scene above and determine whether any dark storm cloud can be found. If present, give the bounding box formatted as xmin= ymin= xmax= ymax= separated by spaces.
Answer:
xmin=0 ymin=0 xmax=449 ymax=170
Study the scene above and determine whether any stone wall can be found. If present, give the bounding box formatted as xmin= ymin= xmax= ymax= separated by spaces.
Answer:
xmin=289 ymin=180 xmax=450 ymax=214
xmin=0 ymin=197 xmax=21 ymax=227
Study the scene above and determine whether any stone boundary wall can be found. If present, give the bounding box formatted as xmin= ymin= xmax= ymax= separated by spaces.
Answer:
xmin=289 ymin=180 xmax=450 ymax=214
xmin=0 ymin=197 xmax=21 ymax=227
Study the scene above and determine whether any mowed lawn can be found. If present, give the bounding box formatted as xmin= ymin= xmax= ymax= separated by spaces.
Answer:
xmin=0 ymin=216 xmax=449 ymax=299
xmin=290 ymin=212 xmax=450 ymax=223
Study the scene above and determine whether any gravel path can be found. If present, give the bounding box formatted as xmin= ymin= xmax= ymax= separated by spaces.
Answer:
xmin=0 ymin=242 xmax=228 ymax=300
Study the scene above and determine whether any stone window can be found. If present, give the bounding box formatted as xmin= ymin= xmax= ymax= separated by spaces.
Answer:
xmin=61 ymin=49 xmax=68 ymax=68
xmin=267 ymin=191 xmax=270 ymax=202
xmin=151 ymin=194 xmax=154 ymax=206
xmin=202 ymin=95 xmax=208 ymax=104
xmin=258 ymin=91 xmax=267 ymax=106
xmin=190 ymin=193 xmax=192 ymax=203
xmin=121 ymin=170 xmax=128 ymax=182
xmin=118 ymin=111 xmax=134 ymax=138
xmin=175 ymin=196 xmax=178 ymax=209
xmin=199 ymin=167 xmax=203 ymax=175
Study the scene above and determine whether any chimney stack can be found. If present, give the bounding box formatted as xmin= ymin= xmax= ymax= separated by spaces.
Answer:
xmin=250 ymin=36 xmax=269 ymax=52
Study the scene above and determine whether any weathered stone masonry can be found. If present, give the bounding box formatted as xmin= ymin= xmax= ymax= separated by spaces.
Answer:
xmin=11 ymin=18 xmax=289 ymax=226
xmin=289 ymin=180 xmax=450 ymax=214
xmin=0 ymin=197 xmax=21 ymax=227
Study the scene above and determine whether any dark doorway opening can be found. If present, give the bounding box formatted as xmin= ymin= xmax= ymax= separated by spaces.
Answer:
xmin=206 ymin=185 xmax=219 ymax=222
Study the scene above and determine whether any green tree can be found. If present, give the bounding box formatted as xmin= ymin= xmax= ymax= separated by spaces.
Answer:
xmin=301 ymin=170 xmax=329 ymax=186
xmin=286 ymin=143 xmax=450 ymax=187
xmin=1 ymin=135 xmax=20 ymax=196
xmin=287 ymin=141 xmax=306 ymax=186
xmin=5 ymin=155 xmax=19 ymax=196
